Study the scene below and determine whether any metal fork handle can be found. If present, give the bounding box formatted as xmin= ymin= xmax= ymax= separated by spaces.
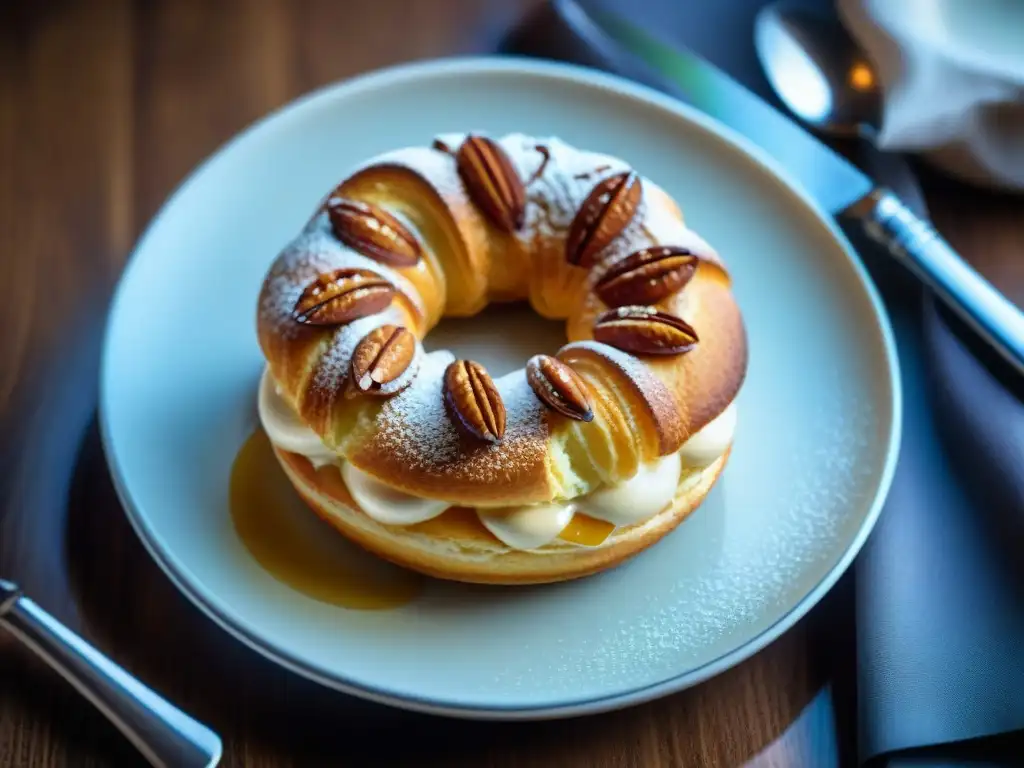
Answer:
xmin=848 ymin=187 xmax=1024 ymax=376
xmin=0 ymin=579 xmax=222 ymax=768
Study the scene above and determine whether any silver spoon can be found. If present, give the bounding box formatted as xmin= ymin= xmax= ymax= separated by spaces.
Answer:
xmin=756 ymin=3 xmax=1024 ymax=376
xmin=1 ymin=578 xmax=222 ymax=767
xmin=756 ymin=4 xmax=883 ymax=141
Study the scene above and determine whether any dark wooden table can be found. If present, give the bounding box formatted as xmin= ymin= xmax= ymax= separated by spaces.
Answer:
xmin=1 ymin=2 xmax=1021 ymax=766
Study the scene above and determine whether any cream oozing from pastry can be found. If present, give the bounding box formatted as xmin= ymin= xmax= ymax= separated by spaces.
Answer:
xmin=258 ymin=367 xmax=736 ymax=550
xmin=477 ymin=503 xmax=576 ymax=551
xmin=341 ymin=462 xmax=449 ymax=525
xmin=677 ymin=402 xmax=738 ymax=469
xmin=574 ymin=453 xmax=683 ymax=527
xmin=257 ymin=370 xmax=337 ymax=468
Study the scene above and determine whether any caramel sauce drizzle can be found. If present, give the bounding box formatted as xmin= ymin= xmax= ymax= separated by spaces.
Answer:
xmin=230 ymin=431 xmax=616 ymax=609
xmin=230 ymin=429 xmax=423 ymax=610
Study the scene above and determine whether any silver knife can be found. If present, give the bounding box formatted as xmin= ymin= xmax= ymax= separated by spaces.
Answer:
xmin=557 ymin=0 xmax=1024 ymax=376
xmin=0 ymin=579 xmax=222 ymax=767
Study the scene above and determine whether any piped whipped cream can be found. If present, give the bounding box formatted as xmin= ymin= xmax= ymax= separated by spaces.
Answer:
xmin=258 ymin=367 xmax=736 ymax=550
xmin=258 ymin=369 xmax=337 ymax=468
xmin=341 ymin=462 xmax=449 ymax=525
xmin=478 ymin=503 xmax=576 ymax=551
xmin=575 ymin=453 xmax=682 ymax=527
xmin=678 ymin=403 xmax=738 ymax=469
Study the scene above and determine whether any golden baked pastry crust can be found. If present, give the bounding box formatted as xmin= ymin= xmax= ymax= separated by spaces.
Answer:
xmin=256 ymin=134 xmax=747 ymax=510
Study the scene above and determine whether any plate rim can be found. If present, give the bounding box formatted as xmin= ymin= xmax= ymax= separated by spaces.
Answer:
xmin=99 ymin=54 xmax=902 ymax=720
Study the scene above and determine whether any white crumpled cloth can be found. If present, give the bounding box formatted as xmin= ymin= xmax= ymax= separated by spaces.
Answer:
xmin=838 ymin=0 xmax=1024 ymax=191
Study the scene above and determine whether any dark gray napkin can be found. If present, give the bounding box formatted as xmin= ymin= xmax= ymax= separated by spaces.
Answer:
xmin=856 ymin=258 xmax=1024 ymax=766
xmin=501 ymin=1 xmax=1024 ymax=764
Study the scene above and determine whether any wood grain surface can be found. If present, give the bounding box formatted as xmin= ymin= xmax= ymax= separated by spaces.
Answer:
xmin=0 ymin=2 xmax=1020 ymax=766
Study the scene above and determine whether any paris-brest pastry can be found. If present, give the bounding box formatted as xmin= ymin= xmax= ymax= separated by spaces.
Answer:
xmin=256 ymin=133 xmax=747 ymax=584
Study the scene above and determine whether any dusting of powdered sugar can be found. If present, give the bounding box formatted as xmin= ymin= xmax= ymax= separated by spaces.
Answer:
xmin=354 ymin=132 xmax=710 ymax=280
xmin=353 ymin=145 xmax=466 ymax=203
xmin=307 ymin=306 xmax=411 ymax=406
xmin=258 ymin=222 xmax=425 ymax=344
xmin=303 ymin=209 xmax=333 ymax=236
xmin=351 ymin=351 xmax=552 ymax=494
xmin=495 ymin=134 xmax=690 ymax=270
xmin=431 ymin=132 xmax=640 ymax=246
xmin=561 ymin=340 xmax=658 ymax=397
xmin=640 ymin=199 xmax=727 ymax=273
xmin=258 ymin=228 xmax=346 ymax=340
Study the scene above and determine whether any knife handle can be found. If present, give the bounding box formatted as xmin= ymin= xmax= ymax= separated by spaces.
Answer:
xmin=0 ymin=581 xmax=222 ymax=768
xmin=850 ymin=187 xmax=1024 ymax=376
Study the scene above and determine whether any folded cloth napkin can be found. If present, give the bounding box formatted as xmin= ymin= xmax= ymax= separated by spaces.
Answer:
xmin=502 ymin=0 xmax=1024 ymax=764
xmin=852 ymin=226 xmax=1024 ymax=767
xmin=838 ymin=0 xmax=1024 ymax=192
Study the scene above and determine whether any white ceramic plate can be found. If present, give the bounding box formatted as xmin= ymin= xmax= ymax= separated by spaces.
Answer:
xmin=100 ymin=58 xmax=900 ymax=719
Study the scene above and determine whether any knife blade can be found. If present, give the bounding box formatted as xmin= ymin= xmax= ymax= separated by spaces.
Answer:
xmin=572 ymin=2 xmax=871 ymax=214
xmin=560 ymin=0 xmax=1024 ymax=378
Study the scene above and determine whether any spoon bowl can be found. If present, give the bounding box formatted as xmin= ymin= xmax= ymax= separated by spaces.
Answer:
xmin=755 ymin=4 xmax=883 ymax=139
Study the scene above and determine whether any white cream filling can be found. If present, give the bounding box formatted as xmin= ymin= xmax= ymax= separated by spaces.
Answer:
xmin=258 ymin=369 xmax=337 ymax=468
xmin=678 ymin=402 xmax=738 ymax=469
xmin=258 ymin=367 xmax=736 ymax=551
xmin=341 ymin=462 xmax=449 ymax=525
xmin=478 ymin=503 xmax=576 ymax=550
xmin=575 ymin=453 xmax=682 ymax=527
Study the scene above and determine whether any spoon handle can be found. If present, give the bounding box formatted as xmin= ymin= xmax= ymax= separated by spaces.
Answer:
xmin=850 ymin=187 xmax=1024 ymax=375
xmin=0 ymin=580 xmax=222 ymax=768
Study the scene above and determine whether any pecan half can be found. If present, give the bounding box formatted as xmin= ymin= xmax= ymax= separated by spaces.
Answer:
xmin=595 ymin=246 xmax=697 ymax=307
xmin=350 ymin=325 xmax=417 ymax=395
xmin=292 ymin=268 xmax=396 ymax=326
xmin=443 ymin=359 xmax=506 ymax=442
xmin=327 ymin=198 xmax=421 ymax=268
xmin=526 ymin=355 xmax=593 ymax=422
xmin=566 ymin=171 xmax=642 ymax=267
xmin=592 ymin=305 xmax=698 ymax=355
xmin=455 ymin=135 xmax=526 ymax=233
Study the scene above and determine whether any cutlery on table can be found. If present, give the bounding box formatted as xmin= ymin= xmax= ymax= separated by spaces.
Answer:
xmin=554 ymin=0 xmax=1024 ymax=377
xmin=0 ymin=578 xmax=222 ymax=768
xmin=755 ymin=3 xmax=882 ymax=141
